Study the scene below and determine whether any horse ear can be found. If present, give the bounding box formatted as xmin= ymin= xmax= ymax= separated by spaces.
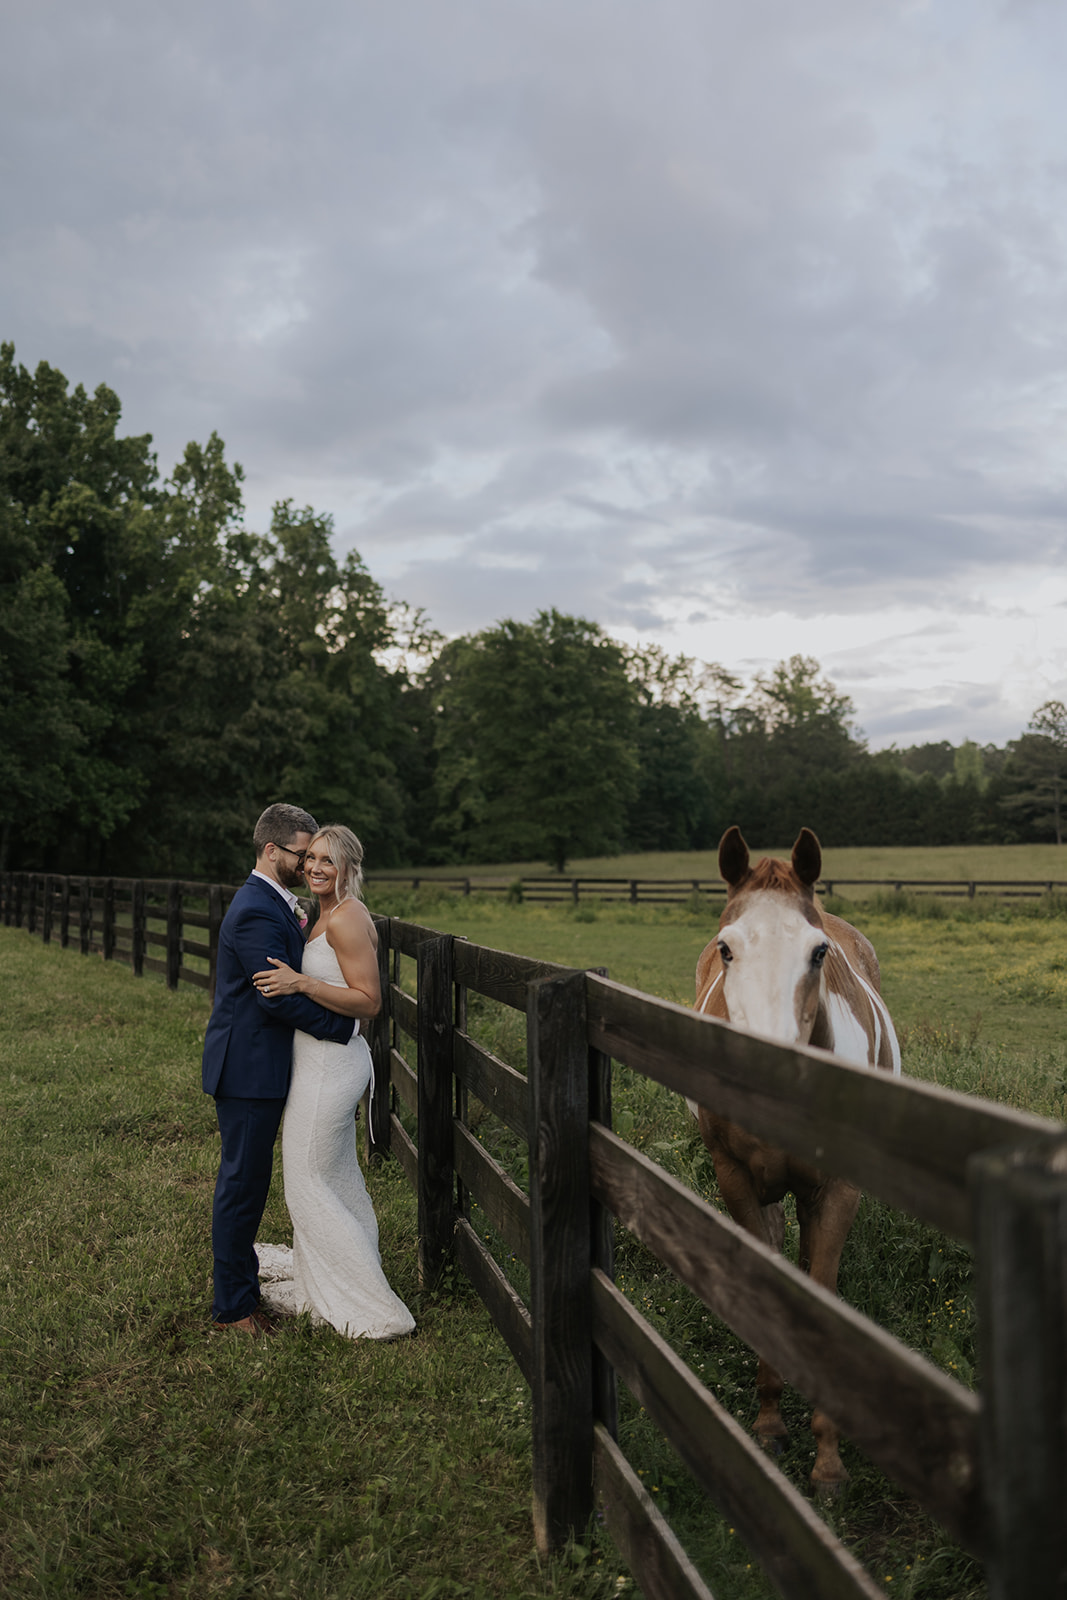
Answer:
xmin=719 ymin=826 xmax=750 ymax=888
xmin=792 ymin=828 xmax=822 ymax=888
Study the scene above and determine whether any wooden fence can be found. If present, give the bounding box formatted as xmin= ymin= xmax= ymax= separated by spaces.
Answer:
xmin=4 ymin=870 xmax=1066 ymax=1595
xmin=365 ymin=917 xmax=1066 ymax=1600
xmin=368 ymin=873 xmax=1067 ymax=904
xmin=0 ymin=872 xmax=241 ymax=996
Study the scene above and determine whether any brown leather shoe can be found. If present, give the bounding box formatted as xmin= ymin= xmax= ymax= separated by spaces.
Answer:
xmin=213 ymin=1308 xmax=280 ymax=1337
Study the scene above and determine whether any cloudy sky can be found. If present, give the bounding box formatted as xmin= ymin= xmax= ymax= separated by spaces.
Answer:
xmin=4 ymin=0 xmax=1067 ymax=747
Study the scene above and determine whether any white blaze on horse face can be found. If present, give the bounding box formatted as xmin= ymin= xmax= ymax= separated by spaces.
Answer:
xmin=718 ymin=899 xmax=827 ymax=1045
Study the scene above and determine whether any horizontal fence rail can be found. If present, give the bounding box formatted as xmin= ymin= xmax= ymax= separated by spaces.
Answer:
xmin=0 ymin=872 xmax=241 ymax=998
xmin=5 ymin=868 xmax=1066 ymax=1000
xmin=364 ymin=915 xmax=1067 ymax=1600
xmin=367 ymin=872 xmax=1067 ymax=904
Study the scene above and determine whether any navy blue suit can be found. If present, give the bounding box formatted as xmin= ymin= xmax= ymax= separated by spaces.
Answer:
xmin=203 ymin=873 xmax=355 ymax=1321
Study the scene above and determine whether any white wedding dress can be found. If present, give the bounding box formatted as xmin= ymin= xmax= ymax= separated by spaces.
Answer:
xmin=258 ymin=933 xmax=414 ymax=1340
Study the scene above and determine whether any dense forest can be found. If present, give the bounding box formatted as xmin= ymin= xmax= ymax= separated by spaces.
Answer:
xmin=3 ymin=345 xmax=1065 ymax=879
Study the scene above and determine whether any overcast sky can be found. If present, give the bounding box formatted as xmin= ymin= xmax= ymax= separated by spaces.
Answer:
xmin=4 ymin=0 xmax=1067 ymax=748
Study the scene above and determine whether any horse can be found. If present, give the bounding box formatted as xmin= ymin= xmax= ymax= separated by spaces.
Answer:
xmin=693 ymin=825 xmax=900 ymax=1494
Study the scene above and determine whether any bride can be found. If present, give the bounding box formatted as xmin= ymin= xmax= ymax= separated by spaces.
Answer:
xmin=252 ymin=825 xmax=414 ymax=1341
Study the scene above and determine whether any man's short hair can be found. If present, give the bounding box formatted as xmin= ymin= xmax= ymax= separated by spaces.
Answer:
xmin=253 ymin=803 xmax=319 ymax=857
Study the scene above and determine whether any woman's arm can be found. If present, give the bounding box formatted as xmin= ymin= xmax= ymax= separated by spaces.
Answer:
xmin=253 ymin=902 xmax=381 ymax=1019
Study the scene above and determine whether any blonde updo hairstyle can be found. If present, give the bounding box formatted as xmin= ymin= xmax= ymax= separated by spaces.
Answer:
xmin=309 ymin=824 xmax=365 ymax=905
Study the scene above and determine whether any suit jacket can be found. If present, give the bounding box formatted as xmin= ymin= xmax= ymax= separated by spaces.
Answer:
xmin=202 ymin=874 xmax=355 ymax=1099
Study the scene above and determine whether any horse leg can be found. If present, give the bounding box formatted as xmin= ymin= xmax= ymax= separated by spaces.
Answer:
xmin=797 ymin=1181 xmax=861 ymax=1496
xmin=704 ymin=1135 xmax=791 ymax=1453
xmin=752 ymin=1200 xmax=789 ymax=1452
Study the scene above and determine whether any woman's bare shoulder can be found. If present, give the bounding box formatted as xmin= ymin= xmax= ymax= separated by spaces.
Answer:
xmin=326 ymin=897 xmax=378 ymax=950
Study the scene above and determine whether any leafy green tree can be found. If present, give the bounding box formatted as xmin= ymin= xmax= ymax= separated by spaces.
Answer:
xmin=623 ymin=645 xmax=715 ymax=851
xmin=0 ymin=344 xmax=162 ymax=867
xmin=1002 ymin=700 xmax=1067 ymax=845
xmin=433 ymin=610 xmax=639 ymax=871
xmin=136 ymin=498 xmax=422 ymax=879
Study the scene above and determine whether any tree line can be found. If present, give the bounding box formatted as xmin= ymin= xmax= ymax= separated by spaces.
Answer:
xmin=3 ymin=345 xmax=1065 ymax=880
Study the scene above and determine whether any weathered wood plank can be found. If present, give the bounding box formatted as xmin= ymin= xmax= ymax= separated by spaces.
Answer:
xmin=593 ymin=1424 xmax=715 ymax=1600
xmin=452 ymin=1030 xmax=529 ymax=1140
xmin=367 ymin=916 xmax=392 ymax=1155
xmin=417 ymin=934 xmax=456 ymax=1289
xmin=178 ymin=966 xmax=210 ymax=990
xmin=165 ymin=882 xmax=181 ymax=990
xmin=591 ymin=1271 xmax=884 ymax=1600
xmin=390 ymin=1112 xmax=418 ymax=1193
xmin=971 ymin=1132 xmax=1067 ymax=1599
xmin=452 ymin=1120 xmax=531 ymax=1265
xmin=389 ymin=919 xmax=449 ymax=957
xmin=588 ymin=969 xmax=618 ymax=1442
xmin=453 ymin=939 xmax=574 ymax=1010
xmin=453 ymin=1217 xmax=533 ymax=1385
xmin=527 ymin=970 xmax=594 ymax=1557
xmin=589 ymin=1123 xmax=982 ymax=1548
xmin=133 ymin=880 xmax=147 ymax=977
xmin=389 ymin=1049 xmax=418 ymax=1114
xmin=390 ymin=984 xmax=418 ymax=1041
xmin=586 ymin=973 xmax=1057 ymax=1241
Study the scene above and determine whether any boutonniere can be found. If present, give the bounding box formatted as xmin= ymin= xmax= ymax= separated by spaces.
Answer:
xmin=294 ymin=900 xmax=310 ymax=929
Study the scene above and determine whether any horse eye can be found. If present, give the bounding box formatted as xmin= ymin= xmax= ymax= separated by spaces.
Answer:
xmin=812 ymin=942 xmax=829 ymax=969
xmin=718 ymin=941 xmax=733 ymax=964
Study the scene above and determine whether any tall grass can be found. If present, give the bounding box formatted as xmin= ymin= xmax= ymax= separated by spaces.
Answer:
xmin=0 ymin=931 xmax=625 ymax=1600
xmin=5 ymin=888 xmax=1064 ymax=1600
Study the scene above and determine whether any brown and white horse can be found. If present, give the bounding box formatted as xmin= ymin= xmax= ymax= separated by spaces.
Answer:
xmin=694 ymin=825 xmax=899 ymax=1493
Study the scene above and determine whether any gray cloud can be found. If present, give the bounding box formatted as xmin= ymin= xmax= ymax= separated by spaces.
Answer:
xmin=4 ymin=0 xmax=1067 ymax=742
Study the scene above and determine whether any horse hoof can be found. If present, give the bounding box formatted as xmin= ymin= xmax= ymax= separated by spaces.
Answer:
xmin=755 ymin=1432 xmax=788 ymax=1458
xmin=810 ymin=1476 xmax=847 ymax=1501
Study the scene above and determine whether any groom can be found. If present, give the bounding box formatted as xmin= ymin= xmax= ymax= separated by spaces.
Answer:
xmin=202 ymin=802 xmax=356 ymax=1334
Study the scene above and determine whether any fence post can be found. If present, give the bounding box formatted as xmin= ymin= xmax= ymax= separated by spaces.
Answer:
xmin=367 ymin=916 xmax=393 ymax=1158
xmin=588 ymin=969 xmax=618 ymax=1443
xmin=41 ymin=875 xmax=54 ymax=944
xmin=416 ymin=933 xmax=455 ymax=1289
xmin=527 ymin=968 xmax=594 ymax=1557
xmin=27 ymin=874 xmax=38 ymax=935
xmin=79 ymin=878 xmax=92 ymax=954
xmin=59 ymin=876 xmax=71 ymax=948
xmin=207 ymin=884 xmax=222 ymax=998
xmin=14 ymin=873 xmax=24 ymax=928
xmin=102 ymin=879 xmax=116 ymax=962
xmin=166 ymin=882 xmax=182 ymax=990
xmin=970 ymin=1132 xmax=1067 ymax=1599
xmin=132 ymin=880 xmax=146 ymax=976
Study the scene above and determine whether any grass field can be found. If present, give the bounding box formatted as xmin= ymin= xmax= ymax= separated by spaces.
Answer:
xmin=375 ymin=842 xmax=1067 ymax=889
xmin=3 ymin=881 xmax=1065 ymax=1599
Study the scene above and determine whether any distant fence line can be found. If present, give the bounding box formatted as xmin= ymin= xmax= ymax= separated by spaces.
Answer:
xmin=366 ymin=873 xmax=1067 ymax=904
xmin=0 ymin=872 xmax=240 ymax=996
xmin=4 ymin=870 xmax=1067 ymax=1004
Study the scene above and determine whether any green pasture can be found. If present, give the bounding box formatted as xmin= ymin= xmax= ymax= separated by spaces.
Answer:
xmin=3 ymin=885 xmax=1065 ymax=1598
xmin=378 ymin=841 xmax=1067 ymax=890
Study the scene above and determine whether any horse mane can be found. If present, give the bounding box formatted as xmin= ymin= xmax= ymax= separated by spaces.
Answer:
xmin=746 ymin=856 xmax=803 ymax=894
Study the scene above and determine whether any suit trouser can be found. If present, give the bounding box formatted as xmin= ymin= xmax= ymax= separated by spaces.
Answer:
xmin=211 ymin=1095 xmax=286 ymax=1322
